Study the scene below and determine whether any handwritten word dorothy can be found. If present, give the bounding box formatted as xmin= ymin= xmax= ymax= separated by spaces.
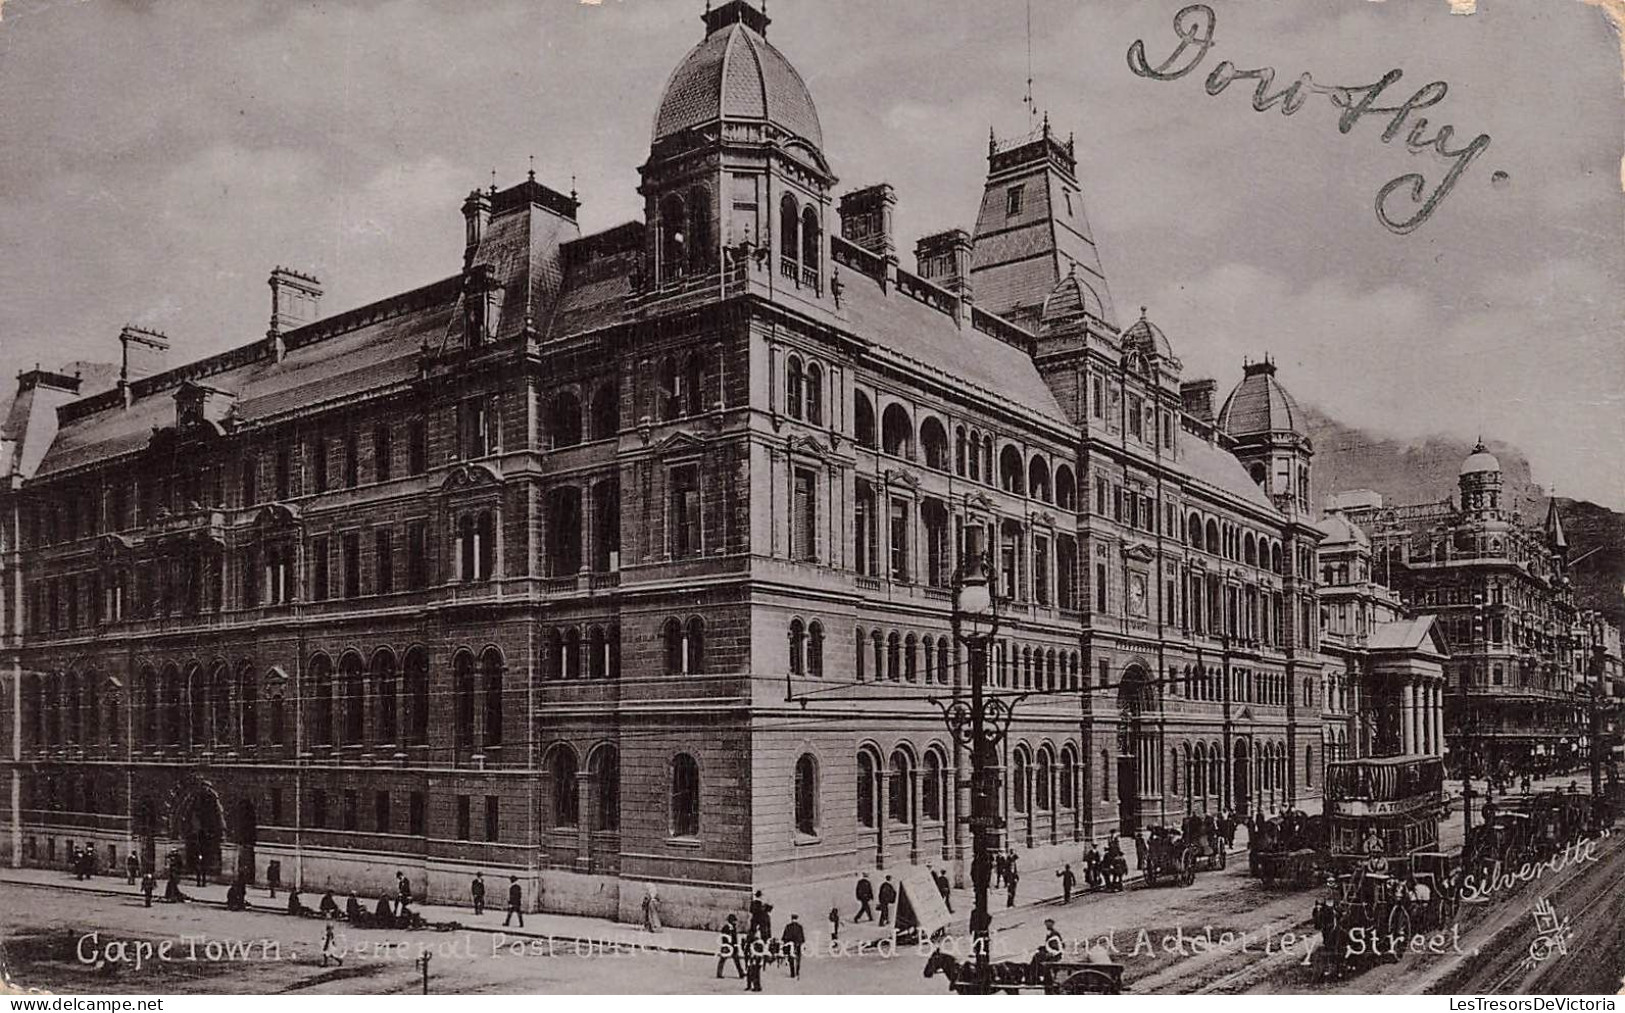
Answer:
xmin=1127 ymin=3 xmax=1493 ymax=235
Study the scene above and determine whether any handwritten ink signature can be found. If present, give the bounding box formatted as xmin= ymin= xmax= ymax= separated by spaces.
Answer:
xmin=1127 ymin=3 xmax=1492 ymax=235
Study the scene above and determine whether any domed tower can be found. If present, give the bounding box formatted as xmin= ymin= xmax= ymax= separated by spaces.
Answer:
xmin=1457 ymin=440 xmax=1503 ymax=518
xmin=1217 ymin=357 xmax=1314 ymax=517
xmin=640 ymin=1 xmax=836 ymax=291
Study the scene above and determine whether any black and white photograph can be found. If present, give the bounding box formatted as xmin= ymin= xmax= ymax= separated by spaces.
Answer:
xmin=0 ymin=0 xmax=1622 ymax=999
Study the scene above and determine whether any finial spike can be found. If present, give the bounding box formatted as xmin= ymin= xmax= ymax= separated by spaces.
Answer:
xmin=527 ymin=155 xmax=536 ymax=182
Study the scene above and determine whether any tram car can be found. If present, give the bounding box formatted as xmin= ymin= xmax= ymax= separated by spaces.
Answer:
xmin=1324 ymin=755 xmax=1446 ymax=872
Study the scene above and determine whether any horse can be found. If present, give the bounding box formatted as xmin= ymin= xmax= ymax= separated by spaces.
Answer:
xmin=1310 ymin=899 xmax=1350 ymax=981
xmin=922 ymin=948 xmax=1030 ymax=994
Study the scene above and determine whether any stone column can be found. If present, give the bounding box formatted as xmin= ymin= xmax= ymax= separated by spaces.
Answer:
xmin=908 ymin=767 xmax=920 ymax=864
xmin=579 ymin=483 xmax=594 ymax=577
xmin=1401 ymin=681 xmax=1414 ymax=754
xmin=1434 ymin=685 xmax=1445 ymax=759
xmin=1048 ymin=762 xmax=1059 ymax=844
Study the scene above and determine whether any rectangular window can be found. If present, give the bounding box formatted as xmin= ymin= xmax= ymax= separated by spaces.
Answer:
xmin=1112 ymin=484 xmax=1123 ymax=522
xmin=1098 ymin=657 xmax=1110 ymax=687
xmin=344 ymin=436 xmax=359 ymax=488
xmin=1163 ymin=411 xmax=1174 ymax=448
xmin=342 ymin=533 xmax=361 ymax=599
xmin=1091 ymin=377 xmax=1105 ymax=419
xmin=1095 ymin=478 xmax=1107 ymax=515
xmin=461 ymin=398 xmax=500 ymax=459
xmin=241 ymin=456 xmax=257 ymax=506
xmin=1005 ymin=184 xmax=1025 ymax=216
xmin=275 ymin=445 xmax=292 ymax=500
xmin=456 ymin=796 xmax=471 ymax=841
xmin=792 ymin=468 xmax=817 ymax=562
xmin=484 ymin=795 xmax=500 ymax=842
xmin=855 ymin=486 xmax=875 ymax=576
xmin=375 ymin=529 xmax=394 ymax=595
xmin=312 ymin=439 xmax=329 ymax=493
xmin=1033 ymin=535 xmax=1050 ymax=606
xmin=407 ymin=420 xmax=427 ymax=476
xmin=1095 ymin=562 xmax=1108 ymax=612
xmin=270 ymin=788 xmax=283 ymax=826
xmin=375 ymin=791 xmax=390 ymax=833
xmin=242 ymin=546 xmax=261 ymax=608
xmin=1128 ymin=395 xmax=1143 ymax=439
xmin=889 ymin=500 xmax=910 ymax=582
xmin=312 ymin=536 xmax=330 ymax=601
xmin=374 ymin=426 xmax=393 ymax=483
xmin=670 ymin=465 xmax=701 ymax=558
xmin=311 ymin=789 xmax=328 ymax=829
xmin=342 ymin=790 xmax=358 ymax=832
xmin=407 ymin=521 xmax=428 ymax=589
xmin=409 ymin=791 xmax=425 ymax=836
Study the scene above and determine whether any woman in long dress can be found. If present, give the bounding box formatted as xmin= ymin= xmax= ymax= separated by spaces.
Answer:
xmin=641 ymin=885 xmax=662 ymax=932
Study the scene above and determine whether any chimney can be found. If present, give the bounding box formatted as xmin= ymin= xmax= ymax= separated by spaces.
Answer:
xmin=118 ymin=326 xmax=170 ymax=404
xmin=915 ymin=229 xmax=973 ymax=299
xmin=838 ymin=183 xmax=897 ymax=261
xmin=462 ymin=189 xmax=492 ymax=266
xmin=1181 ymin=378 xmax=1217 ymax=425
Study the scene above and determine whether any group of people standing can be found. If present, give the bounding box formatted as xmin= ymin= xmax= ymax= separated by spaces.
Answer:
xmin=716 ymin=890 xmax=806 ymax=992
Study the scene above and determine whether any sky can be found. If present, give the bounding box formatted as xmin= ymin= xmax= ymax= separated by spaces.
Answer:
xmin=0 ymin=0 xmax=1621 ymax=506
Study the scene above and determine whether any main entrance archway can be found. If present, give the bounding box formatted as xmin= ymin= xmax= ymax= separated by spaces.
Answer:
xmin=1116 ymin=666 xmax=1158 ymax=833
xmin=1232 ymin=739 xmax=1252 ymax=816
xmin=166 ymin=780 xmax=225 ymax=882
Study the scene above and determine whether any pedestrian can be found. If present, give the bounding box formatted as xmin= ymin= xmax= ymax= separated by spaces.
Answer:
xmin=1005 ymin=865 xmax=1019 ymax=908
xmin=194 ymin=848 xmax=207 ymax=888
xmin=397 ymin=871 xmax=412 ymax=907
xmin=994 ymin=852 xmax=1007 ymax=888
xmin=503 ymin=875 xmax=524 ymax=927
xmin=827 ymin=906 xmax=841 ymax=943
xmin=319 ymin=888 xmax=341 ymax=920
xmin=126 ymin=851 xmax=140 ymax=886
xmin=140 ymin=871 xmax=156 ymax=908
xmin=854 ymin=872 xmax=874 ymax=922
xmin=932 ymin=868 xmax=953 ymax=914
xmin=267 ymin=860 xmax=281 ymax=899
xmin=471 ymin=871 xmax=486 ymax=915
xmin=642 ymin=885 xmax=662 ymax=933
xmin=748 ymin=889 xmax=767 ymax=937
xmin=744 ymin=933 xmax=765 ymax=992
xmin=1006 ymin=849 xmax=1020 ymax=881
xmin=1134 ymin=830 xmax=1147 ymax=871
xmin=71 ymin=846 xmax=82 ymax=881
xmin=877 ymin=875 xmax=896 ymax=927
xmin=1083 ymin=841 xmax=1100 ymax=888
xmin=321 ymin=923 xmax=344 ymax=968
xmin=756 ymin=902 xmax=774 ymax=941
xmin=1057 ymin=863 xmax=1076 ymax=904
xmin=781 ymin=914 xmax=805 ymax=979
xmin=716 ymin=914 xmax=745 ymax=979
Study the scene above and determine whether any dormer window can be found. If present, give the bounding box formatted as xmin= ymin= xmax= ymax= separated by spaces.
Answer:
xmin=661 ymin=194 xmax=688 ymax=283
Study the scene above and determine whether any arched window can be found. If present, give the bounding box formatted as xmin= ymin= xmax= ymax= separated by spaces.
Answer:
xmin=855 ymin=627 xmax=866 ymax=681
xmin=1029 ymin=456 xmax=1051 ymax=502
xmin=1055 ymin=465 xmax=1076 ymax=510
xmin=999 ymin=446 xmax=1025 ymax=494
xmin=794 ymin=753 xmax=818 ymax=835
xmin=663 ymin=619 xmax=684 ymax=675
xmin=857 ymin=750 xmax=877 ymax=828
xmin=800 ymin=206 xmax=820 ymax=283
xmin=786 ymin=356 xmax=804 ymax=420
xmin=1205 ymin=519 xmax=1220 ymax=553
xmin=854 ymin=392 xmax=876 ymax=448
xmin=1305 ymin=745 xmax=1314 ymax=787
xmin=372 ymin=652 xmax=397 ymax=745
xmin=920 ymin=418 xmax=949 ymax=471
xmin=671 ymin=753 xmax=700 ymax=837
xmin=1244 ymin=532 xmax=1257 ymax=567
xmin=340 ymin=653 xmax=365 ymax=746
xmin=1188 ymin=514 xmax=1203 ymax=549
xmin=1035 ymin=747 xmax=1053 ymax=810
xmin=967 ymin=429 xmax=982 ymax=481
xmin=589 ymin=383 xmax=618 ymax=441
xmin=888 ymin=749 xmax=912 ymax=824
xmin=804 ymin=363 xmax=823 ymax=425
xmin=1059 ymin=745 xmax=1077 ymax=808
xmin=405 ymin=648 xmax=429 ymax=745
xmin=482 ymin=648 xmax=504 ymax=747
xmin=453 ymin=652 xmax=475 ymax=749
xmin=887 ymin=631 xmax=901 ymax=681
xmin=551 ymin=391 xmax=583 ymax=448
xmin=881 ymin=404 xmax=914 ymax=459
xmin=779 ymin=194 xmax=800 ymax=266
xmin=807 ymin=621 xmax=824 ymax=678
xmin=923 ymin=749 xmax=944 ymax=821
xmin=955 ymin=427 xmax=967 ymax=476
xmin=938 ymin=639 xmax=949 ymax=685
xmin=660 ymin=194 xmax=687 ymax=281
xmin=550 ymin=748 xmax=579 ymax=828
xmin=687 ymin=186 xmax=712 ymax=271
xmin=904 ymin=633 xmax=918 ymax=682
xmin=789 ymin=618 xmax=806 ymax=676
xmin=592 ymin=746 xmax=620 ymax=831
xmin=186 ymin=665 xmax=204 ymax=748
xmin=685 ymin=617 xmax=705 ymax=675
xmin=923 ymin=635 xmax=935 ymax=684
xmin=308 ymin=657 xmax=333 ymax=746
xmin=1011 ymin=748 xmax=1029 ymax=813
xmin=564 ymin=627 xmax=582 ymax=679
xmin=270 ymin=693 xmax=286 ymax=746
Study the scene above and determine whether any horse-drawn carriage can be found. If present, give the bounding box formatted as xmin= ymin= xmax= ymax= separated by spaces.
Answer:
xmin=1248 ymin=812 xmax=1326 ymax=889
xmin=1310 ymin=869 xmax=1423 ymax=979
xmin=1143 ymin=827 xmax=1196 ymax=887
xmin=1180 ymin=814 xmax=1229 ymax=873
xmin=923 ymin=948 xmax=1125 ymax=994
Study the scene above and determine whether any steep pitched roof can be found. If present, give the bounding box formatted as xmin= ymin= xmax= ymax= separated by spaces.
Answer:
xmin=1180 ymin=434 xmax=1280 ymax=515
xmin=1367 ymin=615 xmax=1447 ymax=657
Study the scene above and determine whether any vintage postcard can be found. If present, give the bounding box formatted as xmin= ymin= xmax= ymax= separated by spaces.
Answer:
xmin=0 ymin=0 xmax=1621 ymax=1001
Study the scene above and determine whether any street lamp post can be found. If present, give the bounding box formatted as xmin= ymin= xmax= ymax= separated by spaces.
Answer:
xmin=948 ymin=554 xmax=1002 ymax=985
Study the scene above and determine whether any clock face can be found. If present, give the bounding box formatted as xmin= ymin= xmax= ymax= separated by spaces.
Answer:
xmin=1130 ymin=574 xmax=1147 ymax=615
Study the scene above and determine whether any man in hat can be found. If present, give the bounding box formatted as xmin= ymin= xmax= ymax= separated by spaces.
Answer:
xmin=126 ymin=851 xmax=140 ymax=886
xmin=503 ymin=875 xmax=524 ymax=927
xmin=1056 ymin=863 xmax=1077 ymax=905
xmin=854 ymin=872 xmax=875 ymax=922
xmin=716 ymin=913 xmax=745 ymax=979
xmin=781 ymin=914 xmax=806 ymax=979
xmin=877 ymin=875 xmax=897 ymax=927
xmin=471 ymin=871 xmax=486 ymax=915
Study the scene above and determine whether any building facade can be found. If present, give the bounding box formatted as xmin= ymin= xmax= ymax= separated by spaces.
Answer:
xmin=0 ymin=1 xmax=1327 ymax=927
xmin=1340 ymin=446 xmax=1583 ymax=781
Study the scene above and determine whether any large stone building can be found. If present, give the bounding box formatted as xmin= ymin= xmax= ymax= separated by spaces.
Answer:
xmin=0 ymin=1 xmax=1329 ymax=926
xmin=1339 ymin=445 xmax=1583 ymax=780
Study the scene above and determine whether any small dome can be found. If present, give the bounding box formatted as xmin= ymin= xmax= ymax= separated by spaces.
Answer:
xmin=1217 ymin=359 xmax=1306 ymax=439
xmin=1121 ymin=306 xmax=1174 ymax=358
xmin=1317 ymin=512 xmax=1369 ymax=548
xmin=1040 ymin=268 xmax=1105 ymax=326
xmin=652 ymin=3 xmax=823 ymax=152
xmin=1460 ymin=440 xmax=1501 ymax=477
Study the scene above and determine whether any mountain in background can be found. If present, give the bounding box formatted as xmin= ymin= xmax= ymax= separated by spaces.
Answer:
xmin=1304 ymin=403 xmax=1625 ymax=630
